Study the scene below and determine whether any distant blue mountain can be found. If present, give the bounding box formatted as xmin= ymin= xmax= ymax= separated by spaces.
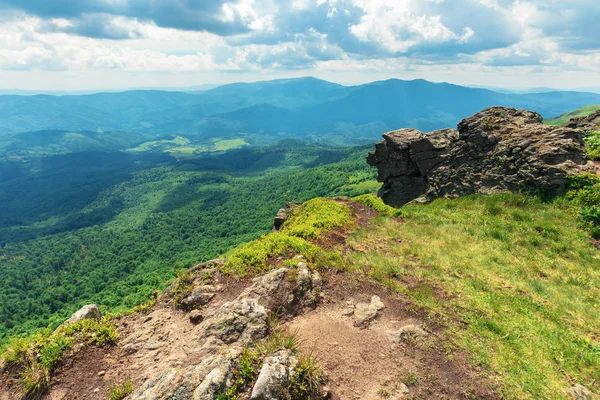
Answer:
xmin=1 ymin=77 xmax=599 ymax=145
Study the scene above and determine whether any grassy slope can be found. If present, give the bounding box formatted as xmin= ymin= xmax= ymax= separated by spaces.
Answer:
xmin=347 ymin=194 xmax=599 ymax=399
xmin=218 ymin=191 xmax=599 ymax=399
xmin=544 ymin=104 xmax=600 ymax=126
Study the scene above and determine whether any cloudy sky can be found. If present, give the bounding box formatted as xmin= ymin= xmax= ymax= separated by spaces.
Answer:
xmin=0 ymin=0 xmax=598 ymax=91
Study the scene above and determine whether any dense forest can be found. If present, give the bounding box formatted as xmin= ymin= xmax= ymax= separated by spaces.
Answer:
xmin=0 ymin=141 xmax=378 ymax=344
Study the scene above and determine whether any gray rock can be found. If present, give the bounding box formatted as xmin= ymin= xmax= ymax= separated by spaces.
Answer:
xmin=367 ymin=107 xmax=595 ymax=207
xmin=203 ymin=298 xmax=268 ymax=345
xmin=192 ymin=357 xmax=235 ymax=400
xmin=64 ymin=304 xmax=102 ymax=325
xmin=251 ymin=350 xmax=298 ymax=400
xmin=122 ymin=343 xmax=141 ymax=355
xmin=389 ymin=325 xmax=428 ymax=343
xmin=181 ymin=285 xmax=216 ymax=308
xmin=566 ymin=384 xmax=595 ymax=400
xmin=354 ymin=295 xmax=385 ymax=327
xmin=127 ymin=369 xmax=187 ymax=400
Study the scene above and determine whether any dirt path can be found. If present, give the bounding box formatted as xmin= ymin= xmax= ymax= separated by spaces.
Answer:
xmin=287 ymin=273 xmax=497 ymax=400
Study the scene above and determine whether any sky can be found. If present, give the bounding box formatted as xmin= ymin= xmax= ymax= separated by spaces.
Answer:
xmin=0 ymin=0 xmax=599 ymax=91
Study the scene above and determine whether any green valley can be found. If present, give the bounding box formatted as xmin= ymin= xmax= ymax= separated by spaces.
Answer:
xmin=0 ymin=142 xmax=376 ymax=344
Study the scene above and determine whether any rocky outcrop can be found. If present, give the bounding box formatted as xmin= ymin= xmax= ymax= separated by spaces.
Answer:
xmin=64 ymin=304 xmax=102 ymax=325
xmin=128 ymin=264 xmax=322 ymax=399
xmin=273 ymin=202 xmax=301 ymax=231
xmin=353 ymin=295 xmax=385 ymax=327
xmin=367 ymin=107 xmax=596 ymax=207
xmin=564 ymin=110 xmax=600 ymax=131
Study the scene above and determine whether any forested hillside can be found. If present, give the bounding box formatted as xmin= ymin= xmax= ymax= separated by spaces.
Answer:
xmin=0 ymin=142 xmax=377 ymax=344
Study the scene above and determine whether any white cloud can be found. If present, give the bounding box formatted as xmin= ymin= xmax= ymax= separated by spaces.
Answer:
xmin=0 ymin=0 xmax=598 ymax=89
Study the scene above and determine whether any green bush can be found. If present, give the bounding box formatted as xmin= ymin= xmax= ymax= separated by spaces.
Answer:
xmin=584 ymin=131 xmax=600 ymax=160
xmin=107 ymin=378 xmax=134 ymax=400
xmin=283 ymin=198 xmax=353 ymax=239
xmin=566 ymin=173 xmax=600 ymax=236
xmin=223 ymin=198 xmax=350 ymax=276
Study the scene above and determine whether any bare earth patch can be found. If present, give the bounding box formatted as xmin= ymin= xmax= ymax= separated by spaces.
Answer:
xmin=287 ymin=273 xmax=498 ymax=400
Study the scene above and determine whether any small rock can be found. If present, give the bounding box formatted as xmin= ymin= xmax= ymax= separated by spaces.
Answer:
xmin=189 ymin=309 xmax=204 ymax=324
xmin=342 ymin=305 xmax=355 ymax=316
xmin=295 ymin=255 xmax=305 ymax=260
xmin=396 ymin=382 xmax=409 ymax=395
xmin=123 ymin=343 xmax=141 ymax=355
xmin=566 ymin=384 xmax=594 ymax=400
xmin=93 ymin=388 xmax=100 ymax=393
xmin=297 ymin=261 xmax=308 ymax=269
xmin=321 ymin=385 xmax=332 ymax=399
xmin=389 ymin=325 xmax=428 ymax=343
xmin=144 ymin=340 xmax=161 ymax=350
xmin=354 ymin=295 xmax=385 ymax=327
xmin=181 ymin=285 xmax=216 ymax=308
xmin=98 ymin=370 xmax=106 ymax=377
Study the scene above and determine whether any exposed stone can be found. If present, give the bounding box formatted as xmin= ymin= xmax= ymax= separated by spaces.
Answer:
xmin=181 ymin=285 xmax=216 ymax=308
xmin=189 ymin=309 xmax=204 ymax=324
xmin=564 ymin=110 xmax=600 ymax=131
xmin=203 ymin=298 xmax=268 ymax=345
xmin=122 ymin=343 xmax=141 ymax=355
xmin=354 ymin=295 xmax=385 ymax=327
xmin=64 ymin=304 xmax=102 ymax=325
xmin=389 ymin=325 xmax=428 ymax=343
xmin=273 ymin=202 xmax=301 ymax=231
xmin=251 ymin=350 xmax=298 ymax=400
xmin=342 ymin=304 xmax=355 ymax=316
xmin=566 ymin=384 xmax=595 ymax=400
xmin=124 ymin=264 xmax=326 ymax=400
xmin=367 ymin=107 xmax=595 ymax=207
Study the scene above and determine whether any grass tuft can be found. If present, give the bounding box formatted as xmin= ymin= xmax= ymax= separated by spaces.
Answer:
xmin=107 ymin=378 xmax=134 ymax=400
xmin=352 ymin=194 xmax=403 ymax=217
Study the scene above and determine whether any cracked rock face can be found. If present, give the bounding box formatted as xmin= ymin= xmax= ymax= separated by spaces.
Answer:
xmin=127 ymin=266 xmax=322 ymax=399
xmin=367 ymin=107 xmax=596 ymax=207
xmin=251 ymin=350 xmax=298 ymax=400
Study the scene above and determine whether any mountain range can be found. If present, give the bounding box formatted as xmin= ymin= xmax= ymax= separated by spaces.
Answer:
xmin=2 ymin=77 xmax=600 ymax=147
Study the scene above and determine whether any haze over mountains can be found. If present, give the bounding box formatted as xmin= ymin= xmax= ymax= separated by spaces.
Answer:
xmin=2 ymin=77 xmax=600 ymax=148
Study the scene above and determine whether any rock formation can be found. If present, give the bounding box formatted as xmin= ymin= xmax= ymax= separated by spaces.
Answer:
xmin=367 ymin=107 xmax=596 ymax=207
xmin=64 ymin=304 xmax=102 ymax=325
xmin=128 ymin=263 xmax=323 ymax=399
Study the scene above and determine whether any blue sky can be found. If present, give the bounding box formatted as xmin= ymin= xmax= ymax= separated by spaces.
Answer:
xmin=0 ymin=0 xmax=598 ymax=90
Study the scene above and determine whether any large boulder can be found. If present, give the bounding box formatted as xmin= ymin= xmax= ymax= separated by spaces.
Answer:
xmin=64 ymin=304 xmax=102 ymax=325
xmin=250 ymin=350 xmax=298 ymax=400
xmin=367 ymin=107 xmax=596 ymax=207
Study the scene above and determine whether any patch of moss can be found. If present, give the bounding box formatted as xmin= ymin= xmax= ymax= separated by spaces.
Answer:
xmin=223 ymin=198 xmax=350 ymax=276
xmin=351 ymin=194 xmax=403 ymax=217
